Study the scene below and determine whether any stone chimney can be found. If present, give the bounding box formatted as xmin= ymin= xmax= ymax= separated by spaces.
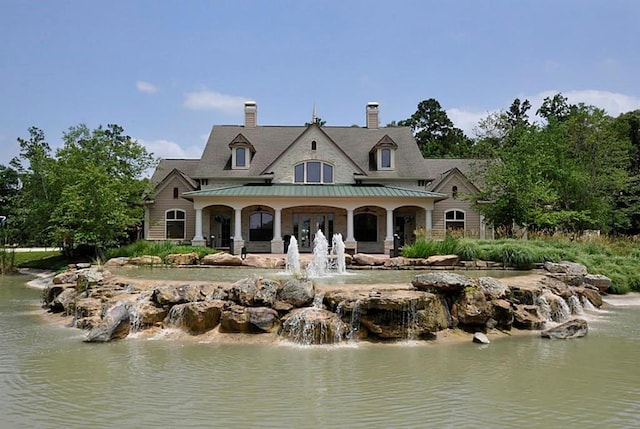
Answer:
xmin=366 ymin=102 xmax=379 ymax=129
xmin=244 ymin=101 xmax=257 ymax=128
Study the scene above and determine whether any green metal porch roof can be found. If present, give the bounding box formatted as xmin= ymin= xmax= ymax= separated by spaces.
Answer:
xmin=182 ymin=184 xmax=447 ymax=199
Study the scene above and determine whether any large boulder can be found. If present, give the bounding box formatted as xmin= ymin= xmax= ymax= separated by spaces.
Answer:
xmin=130 ymin=298 xmax=168 ymax=329
xmin=541 ymin=318 xmax=588 ymax=339
xmin=513 ymin=304 xmax=545 ymax=330
xmin=583 ymin=274 xmax=611 ymax=293
xmin=49 ymin=287 xmax=77 ymax=313
xmin=478 ymin=277 xmax=510 ymax=300
xmin=83 ymin=302 xmax=131 ymax=342
xmin=542 ymin=276 xmax=574 ymax=299
xmin=76 ymin=268 xmax=111 ymax=292
xmin=201 ymin=252 xmax=243 ymax=266
xmin=129 ymin=256 xmax=163 ymax=266
xmin=491 ymin=299 xmax=514 ymax=329
xmin=277 ymin=278 xmax=315 ymax=308
xmin=425 ymin=254 xmax=459 ymax=266
xmin=165 ymin=253 xmax=199 ymax=266
xmin=219 ymin=305 xmax=279 ymax=333
xmin=352 ymin=253 xmax=386 ymax=266
xmin=52 ymin=270 xmax=79 ymax=285
xmin=166 ymin=301 xmax=225 ymax=335
xmin=280 ymin=307 xmax=348 ymax=344
xmin=412 ymin=272 xmax=474 ymax=294
xmin=453 ymin=288 xmax=493 ymax=326
xmin=151 ymin=284 xmax=214 ymax=306
xmin=575 ymin=287 xmax=603 ymax=308
xmin=228 ymin=277 xmax=279 ymax=307
xmin=544 ymin=261 xmax=588 ymax=275
xmin=242 ymin=255 xmax=285 ymax=269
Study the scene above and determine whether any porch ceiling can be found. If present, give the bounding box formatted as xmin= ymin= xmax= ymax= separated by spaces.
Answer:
xmin=182 ymin=184 xmax=447 ymax=200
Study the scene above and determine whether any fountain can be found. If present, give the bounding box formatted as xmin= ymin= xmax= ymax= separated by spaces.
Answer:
xmin=288 ymin=230 xmax=347 ymax=278
xmin=286 ymin=235 xmax=301 ymax=275
xmin=306 ymin=230 xmax=330 ymax=277
xmin=331 ymin=233 xmax=346 ymax=274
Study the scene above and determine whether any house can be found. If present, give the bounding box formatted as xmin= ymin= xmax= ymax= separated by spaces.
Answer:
xmin=145 ymin=102 xmax=491 ymax=255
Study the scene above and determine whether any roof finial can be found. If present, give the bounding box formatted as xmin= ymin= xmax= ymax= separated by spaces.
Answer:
xmin=312 ymin=102 xmax=317 ymax=124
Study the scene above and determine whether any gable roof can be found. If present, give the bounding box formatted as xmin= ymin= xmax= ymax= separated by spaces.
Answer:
xmin=150 ymin=159 xmax=200 ymax=187
xmin=423 ymin=158 xmax=485 ymax=190
xmin=194 ymin=125 xmax=428 ymax=180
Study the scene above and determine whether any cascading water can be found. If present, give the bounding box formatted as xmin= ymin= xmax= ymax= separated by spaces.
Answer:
xmin=582 ymin=296 xmax=596 ymax=311
xmin=535 ymin=295 xmax=552 ymax=321
xmin=536 ymin=293 xmax=571 ymax=323
xmin=286 ymin=235 xmax=301 ymax=275
xmin=568 ymin=295 xmax=584 ymax=315
xmin=306 ymin=230 xmax=330 ymax=277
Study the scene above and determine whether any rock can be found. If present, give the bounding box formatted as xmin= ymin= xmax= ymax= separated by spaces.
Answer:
xmin=248 ymin=307 xmax=280 ymax=332
xmin=201 ymin=252 xmax=243 ymax=266
xmin=129 ymin=255 xmax=163 ymax=266
xmin=384 ymin=257 xmax=410 ymax=268
xmin=52 ymin=270 xmax=79 ymax=285
xmin=541 ymin=318 xmax=588 ymax=339
xmin=49 ymin=287 xmax=77 ymax=313
xmin=219 ymin=305 xmax=279 ymax=333
xmin=280 ymin=307 xmax=348 ymax=344
xmin=165 ymin=252 xmax=199 ymax=266
xmin=576 ymin=287 xmax=603 ymax=308
xmin=542 ymin=275 xmax=574 ymax=298
xmin=453 ymin=288 xmax=493 ymax=326
xmin=509 ymin=284 xmax=543 ymax=305
xmin=104 ymin=257 xmax=130 ymax=268
xmin=166 ymin=301 xmax=225 ymax=335
xmin=43 ymin=284 xmax=68 ymax=306
xmin=83 ymin=302 xmax=131 ymax=342
xmin=277 ymin=278 xmax=315 ymax=308
xmin=412 ymin=272 xmax=475 ymax=294
xmin=74 ymin=297 xmax=102 ymax=319
xmin=513 ymin=304 xmax=545 ymax=330
xmin=76 ymin=263 xmax=91 ymax=269
xmin=352 ymin=253 xmax=386 ymax=266
xmin=242 ymin=255 xmax=285 ymax=269
xmin=491 ymin=299 xmax=514 ymax=329
xmin=130 ymin=298 xmax=168 ymax=328
xmin=425 ymin=254 xmax=459 ymax=266
xmin=152 ymin=284 xmax=213 ymax=306
xmin=473 ymin=332 xmax=490 ymax=344
xmin=544 ymin=261 xmax=588 ymax=275
xmin=478 ymin=277 xmax=510 ymax=300
xmin=76 ymin=268 xmax=111 ymax=292
xmin=584 ymin=274 xmax=611 ymax=293
xmin=228 ymin=276 xmax=279 ymax=307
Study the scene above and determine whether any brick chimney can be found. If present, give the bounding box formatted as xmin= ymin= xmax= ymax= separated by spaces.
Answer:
xmin=244 ymin=101 xmax=257 ymax=128
xmin=366 ymin=102 xmax=379 ymax=129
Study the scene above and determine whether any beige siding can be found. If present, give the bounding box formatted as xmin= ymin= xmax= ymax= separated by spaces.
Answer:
xmin=147 ymin=176 xmax=195 ymax=242
xmin=432 ymin=174 xmax=482 ymax=235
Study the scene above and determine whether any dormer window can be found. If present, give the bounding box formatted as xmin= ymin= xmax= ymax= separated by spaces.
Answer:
xmin=228 ymin=133 xmax=255 ymax=170
xmin=370 ymin=135 xmax=397 ymax=171
xmin=294 ymin=161 xmax=334 ymax=183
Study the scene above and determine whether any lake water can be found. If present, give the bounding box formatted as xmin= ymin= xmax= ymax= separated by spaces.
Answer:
xmin=1 ymin=273 xmax=640 ymax=428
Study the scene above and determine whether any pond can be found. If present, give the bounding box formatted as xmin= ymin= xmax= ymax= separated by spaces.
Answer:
xmin=1 ymin=274 xmax=639 ymax=428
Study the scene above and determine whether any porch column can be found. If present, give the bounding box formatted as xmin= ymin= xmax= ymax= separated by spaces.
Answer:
xmin=232 ymin=207 xmax=244 ymax=256
xmin=426 ymin=209 xmax=433 ymax=237
xmin=344 ymin=208 xmax=356 ymax=254
xmin=191 ymin=208 xmax=206 ymax=246
xmin=233 ymin=208 xmax=243 ymax=240
xmin=271 ymin=208 xmax=284 ymax=254
xmin=384 ymin=208 xmax=394 ymax=254
xmin=480 ymin=214 xmax=485 ymax=240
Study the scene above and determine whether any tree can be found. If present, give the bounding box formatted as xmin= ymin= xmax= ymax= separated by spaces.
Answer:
xmin=398 ymin=98 xmax=472 ymax=157
xmin=49 ymin=124 xmax=155 ymax=253
xmin=505 ymin=98 xmax=531 ymax=129
xmin=537 ymin=93 xmax=572 ymax=123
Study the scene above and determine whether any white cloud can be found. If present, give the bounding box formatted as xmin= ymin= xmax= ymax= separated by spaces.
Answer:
xmin=447 ymin=108 xmax=494 ymax=136
xmin=136 ymin=80 xmax=158 ymax=94
xmin=183 ymin=90 xmax=247 ymax=114
xmin=136 ymin=138 xmax=203 ymax=160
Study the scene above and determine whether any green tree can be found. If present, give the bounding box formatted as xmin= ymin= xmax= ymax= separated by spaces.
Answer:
xmin=398 ymin=98 xmax=472 ymax=157
xmin=537 ymin=93 xmax=572 ymax=122
xmin=49 ymin=124 xmax=155 ymax=253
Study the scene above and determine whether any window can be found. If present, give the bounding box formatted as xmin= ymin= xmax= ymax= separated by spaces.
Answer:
xmin=452 ymin=186 xmax=459 ymax=199
xmin=311 ymin=140 xmax=317 ymax=150
xmin=445 ymin=210 xmax=465 ymax=231
xmin=173 ymin=187 xmax=179 ymax=199
xmin=166 ymin=209 xmax=186 ymax=239
xmin=381 ymin=149 xmax=391 ymax=168
xmin=354 ymin=212 xmax=377 ymax=242
xmin=235 ymin=148 xmax=246 ymax=168
xmin=249 ymin=212 xmax=274 ymax=241
xmin=294 ymin=161 xmax=334 ymax=183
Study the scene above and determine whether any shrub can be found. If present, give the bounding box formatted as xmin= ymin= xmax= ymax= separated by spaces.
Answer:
xmin=401 ymin=238 xmax=439 ymax=258
xmin=456 ymin=239 xmax=479 ymax=261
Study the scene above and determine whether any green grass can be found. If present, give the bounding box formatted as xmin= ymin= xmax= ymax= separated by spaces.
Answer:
xmin=402 ymin=235 xmax=640 ymax=293
xmin=107 ymin=241 xmax=218 ymax=261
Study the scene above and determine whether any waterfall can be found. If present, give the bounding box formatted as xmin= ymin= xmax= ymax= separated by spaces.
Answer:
xmin=402 ymin=299 xmax=419 ymax=340
xmin=582 ymin=296 xmax=596 ymax=311
xmin=312 ymin=291 xmax=325 ymax=308
xmin=535 ymin=295 xmax=552 ymax=321
xmin=550 ymin=295 xmax=571 ymax=322
xmin=347 ymin=299 xmax=362 ymax=341
xmin=166 ymin=304 xmax=187 ymax=328
xmin=568 ymin=295 xmax=584 ymax=315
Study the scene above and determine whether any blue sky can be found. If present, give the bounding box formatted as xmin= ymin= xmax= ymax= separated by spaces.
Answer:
xmin=1 ymin=0 xmax=639 ymax=170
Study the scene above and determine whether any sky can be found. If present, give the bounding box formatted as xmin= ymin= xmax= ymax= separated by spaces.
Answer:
xmin=1 ymin=0 xmax=639 ymax=170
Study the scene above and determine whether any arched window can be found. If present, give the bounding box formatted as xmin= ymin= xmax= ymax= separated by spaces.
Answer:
xmin=354 ymin=212 xmax=377 ymax=242
xmin=166 ymin=209 xmax=186 ymax=239
xmin=445 ymin=210 xmax=465 ymax=231
xmin=381 ymin=148 xmax=391 ymax=168
xmin=294 ymin=161 xmax=334 ymax=183
xmin=173 ymin=187 xmax=179 ymax=199
xmin=311 ymin=140 xmax=317 ymax=150
xmin=249 ymin=211 xmax=274 ymax=241
xmin=452 ymin=185 xmax=458 ymax=199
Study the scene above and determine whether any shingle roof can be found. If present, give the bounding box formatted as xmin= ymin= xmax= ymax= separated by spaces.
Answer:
xmin=194 ymin=125 xmax=428 ymax=180
xmin=150 ymin=159 xmax=200 ymax=186
xmin=423 ymin=158 xmax=486 ymax=190
xmin=182 ymin=184 xmax=447 ymax=199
